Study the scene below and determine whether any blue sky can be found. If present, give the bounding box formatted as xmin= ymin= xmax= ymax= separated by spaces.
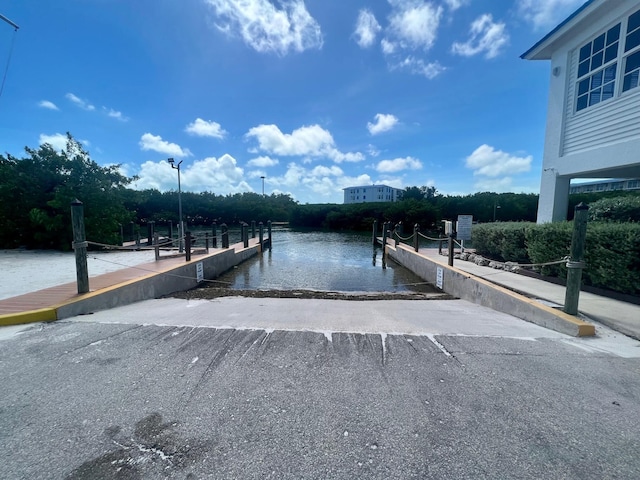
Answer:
xmin=0 ymin=0 xmax=586 ymax=203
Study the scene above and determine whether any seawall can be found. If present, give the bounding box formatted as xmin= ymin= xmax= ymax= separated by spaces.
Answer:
xmin=385 ymin=241 xmax=595 ymax=337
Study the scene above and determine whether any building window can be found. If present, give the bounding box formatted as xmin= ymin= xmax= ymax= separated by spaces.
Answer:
xmin=576 ymin=23 xmax=620 ymax=111
xmin=623 ymin=10 xmax=640 ymax=92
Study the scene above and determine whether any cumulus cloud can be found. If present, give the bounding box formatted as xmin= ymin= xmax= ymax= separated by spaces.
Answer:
xmin=376 ymin=156 xmax=422 ymax=173
xmin=465 ymin=144 xmax=532 ymax=177
xmin=38 ymin=100 xmax=59 ymax=111
xmin=367 ymin=113 xmax=399 ymax=135
xmin=247 ymin=155 xmax=279 ymax=167
xmin=266 ymin=161 xmax=372 ymax=202
xmin=451 ymin=14 xmax=509 ymax=59
xmin=387 ymin=2 xmax=443 ymax=51
xmin=518 ymin=0 xmax=584 ymax=31
xmin=65 ymin=93 xmax=95 ymax=111
xmin=245 ymin=124 xmax=364 ymax=163
xmin=38 ymin=133 xmax=68 ymax=151
xmin=132 ymin=154 xmax=249 ymax=194
xmin=185 ymin=118 xmax=227 ymax=139
xmin=204 ymin=0 xmax=323 ymax=55
xmin=139 ymin=133 xmax=192 ymax=158
xmin=354 ymin=9 xmax=381 ymax=48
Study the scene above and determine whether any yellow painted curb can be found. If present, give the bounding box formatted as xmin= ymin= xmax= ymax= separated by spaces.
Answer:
xmin=0 ymin=308 xmax=57 ymax=326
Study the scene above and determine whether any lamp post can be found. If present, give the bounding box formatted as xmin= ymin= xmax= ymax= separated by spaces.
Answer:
xmin=168 ymin=157 xmax=184 ymax=253
xmin=261 ymin=175 xmax=265 ymax=196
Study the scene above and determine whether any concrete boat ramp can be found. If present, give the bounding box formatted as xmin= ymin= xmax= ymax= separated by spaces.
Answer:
xmin=2 ymin=242 xmax=640 ymax=479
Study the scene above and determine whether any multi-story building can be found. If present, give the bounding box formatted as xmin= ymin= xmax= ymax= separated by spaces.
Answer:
xmin=569 ymin=178 xmax=640 ymax=194
xmin=523 ymin=0 xmax=640 ymax=222
xmin=343 ymin=185 xmax=402 ymax=204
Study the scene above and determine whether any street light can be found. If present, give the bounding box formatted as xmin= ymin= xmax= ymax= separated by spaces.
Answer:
xmin=260 ymin=175 xmax=265 ymax=196
xmin=168 ymin=157 xmax=184 ymax=253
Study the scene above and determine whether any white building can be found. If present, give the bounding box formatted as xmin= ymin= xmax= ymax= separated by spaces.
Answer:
xmin=570 ymin=178 xmax=640 ymax=194
xmin=343 ymin=185 xmax=402 ymax=204
xmin=523 ymin=0 xmax=640 ymax=222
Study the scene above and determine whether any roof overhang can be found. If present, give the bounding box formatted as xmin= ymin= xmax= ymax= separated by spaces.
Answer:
xmin=521 ymin=0 xmax=604 ymax=60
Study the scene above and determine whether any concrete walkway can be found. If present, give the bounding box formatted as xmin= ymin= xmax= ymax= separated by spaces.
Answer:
xmin=420 ymin=248 xmax=640 ymax=340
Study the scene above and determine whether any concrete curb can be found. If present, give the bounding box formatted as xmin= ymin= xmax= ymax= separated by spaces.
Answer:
xmin=0 ymin=308 xmax=57 ymax=326
xmin=386 ymin=243 xmax=595 ymax=337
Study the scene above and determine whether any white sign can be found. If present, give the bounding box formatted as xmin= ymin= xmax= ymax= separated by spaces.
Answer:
xmin=436 ymin=267 xmax=443 ymax=289
xmin=457 ymin=214 xmax=473 ymax=241
xmin=196 ymin=262 xmax=204 ymax=283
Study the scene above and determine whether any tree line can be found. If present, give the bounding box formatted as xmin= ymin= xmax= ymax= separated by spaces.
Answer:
xmin=2 ymin=134 xmax=636 ymax=250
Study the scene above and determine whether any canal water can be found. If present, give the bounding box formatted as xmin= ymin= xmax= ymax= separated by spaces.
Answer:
xmin=215 ymin=228 xmax=434 ymax=293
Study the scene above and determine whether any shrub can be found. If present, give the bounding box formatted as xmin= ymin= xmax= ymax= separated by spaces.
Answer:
xmin=587 ymin=196 xmax=640 ymax=223
xmin=471 ymin=222 xmax=531 ymax=263
xmin=474 ymin=221 xmax=640 ymax=295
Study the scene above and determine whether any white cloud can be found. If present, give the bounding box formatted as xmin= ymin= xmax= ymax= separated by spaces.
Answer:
xmin=245 ymin=124 xmax=364 ymax=163
xmin=132 ymin=154 xmax=249 ymax=194
xmin=444 ymin=0 xmax=468 ymax=11
xmin=392 ymin=56 xmax=445 ymax=79
xmin=387 ymin=3 xmax=443 ymax=51
xmin=381 ymin=38 xmax=396 ymax=55
xmin=518 ymin=0 xmax=584 ymax=31
xmin=376 ymin=156 xmax=422 ymax=173
xmin=103 ymin=107 xmax=129 ymax=122
xmin=204 ymin=0 xmax=323 ymax=55
xmin=139 ymin=133 xmax=192 ymax=158
xmin=473 ymin=177 xmax=516 ymax=193
xmin=354 ymin=9 xmax=381 ymax=48
xmin=451 ymin=14 xmax=509 ymax=59
xmin=185 ymin=118 xmax=227 ymax=139
xmin=266 ymin=161 xmax=372 ymax=202
xmin=367 ymin=113 xmax=399 ymax=135
xmin=38 ymin=100 xmax=59 ymax=111
xmin=367 ymin=144 xmax=381 ymax=157
xmin=38 ymin=133 xmax=67 ymax=151
xmin=247 ymin=155 xmax=279 ymax=167
xmin=65 ymin=93 xmax=95 ymax=111
xmin=465 ymin=144 xmax=532 ymax=177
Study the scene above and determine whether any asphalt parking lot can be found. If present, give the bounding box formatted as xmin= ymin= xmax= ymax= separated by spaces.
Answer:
xmin=1 ymin=297 xmax=640 ymax=479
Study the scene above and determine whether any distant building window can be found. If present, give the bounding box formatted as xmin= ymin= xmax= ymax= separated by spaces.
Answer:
xmin=576 ymin=23 xmax=620 ymax=111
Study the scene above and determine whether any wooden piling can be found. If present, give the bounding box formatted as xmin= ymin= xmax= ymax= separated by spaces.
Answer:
xmin=70 ymin=199 xmax=89 ymax=294
xmin=564 ymin=203 xmax=589 ymax=315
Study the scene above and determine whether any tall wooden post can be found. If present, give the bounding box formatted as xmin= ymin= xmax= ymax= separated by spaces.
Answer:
xmin=221 ymin=223 xmax=229 ymax=248
xmin=251 ymin=220 xmax=256 ymax=238
xmin=185 ymin=231 xmax=192 ymax=261
xmin=212 ymin=222 xmax=217 ymax=248
xmin=372 ymin=220 xmax=378 ymax=246
xmin=243 ymin=222 xmax=249 ymax=248
xmin=70 ymin=199 xmax=89 ymax=294
xmin=413 ymin=224 xmax=420 ymax=252
xmin=268 ymin=221 xmax=272 ymax=251
xmin=564 ymin=203 xmax=589 ymax=315
xmin=448 ymin=234 xmax=454 ymax=267
xmin=259 ymin=222 xmax=264 ymax=250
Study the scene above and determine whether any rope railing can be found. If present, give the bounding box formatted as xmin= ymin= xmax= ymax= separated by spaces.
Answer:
xmin=445 ymin=249 xmax=572 ymax=270
xmin=392 ymin=231 xmax=414 ymax=242
xmin=417 ymin=232 xmax=448 ymax=242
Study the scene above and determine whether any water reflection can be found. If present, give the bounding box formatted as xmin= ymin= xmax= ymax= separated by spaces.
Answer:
xmin=216 ymin=229 xmax=431 ymax=293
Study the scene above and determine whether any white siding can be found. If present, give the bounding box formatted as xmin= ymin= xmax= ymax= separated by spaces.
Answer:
xmin=563 ymin=35 xmax=640 ymax=156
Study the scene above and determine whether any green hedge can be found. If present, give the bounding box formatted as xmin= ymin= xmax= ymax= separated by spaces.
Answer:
xmin=472 ymin=221 xmax=640 ymax=296
xmin=471 ymin=223 xmax=530 ymax=263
